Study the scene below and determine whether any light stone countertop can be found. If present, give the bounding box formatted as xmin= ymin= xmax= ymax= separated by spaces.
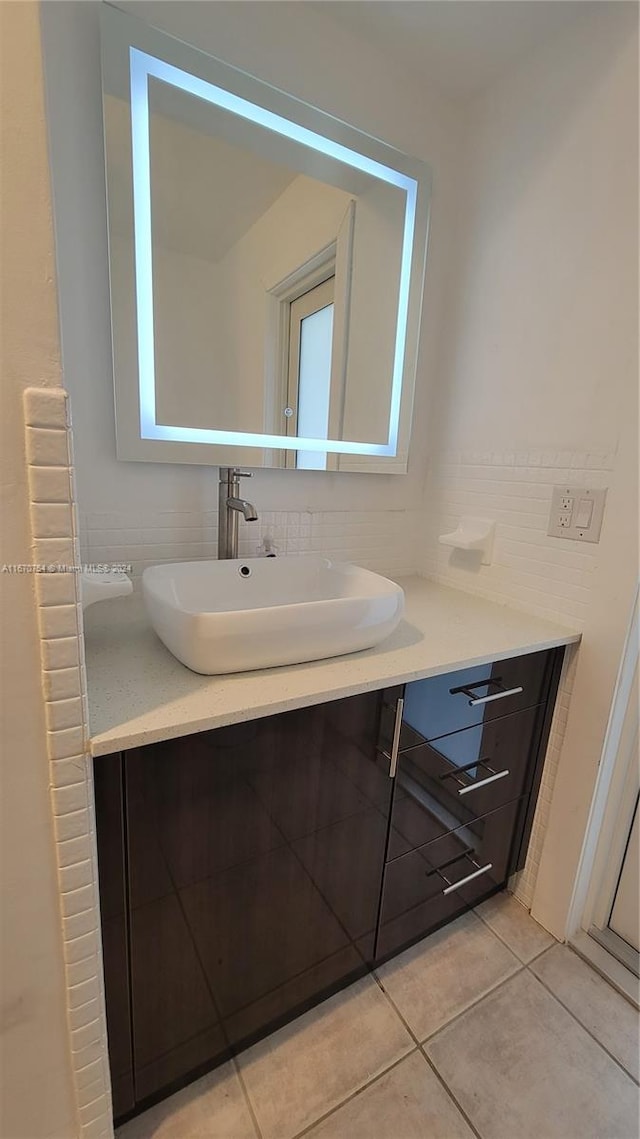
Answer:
xmin=84 ymin=576 xmax=581 ymax=757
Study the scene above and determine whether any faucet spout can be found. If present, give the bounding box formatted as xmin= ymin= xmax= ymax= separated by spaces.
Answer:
xmin=227 ymin=497 xmax=258 ymax=522
xmin=218 ymin=468 xmax=259 ymax=559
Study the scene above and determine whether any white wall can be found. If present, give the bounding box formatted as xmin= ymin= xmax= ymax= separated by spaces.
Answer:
xmin=343 ymin=181 xmax=406 ymax=445
xmin=423 ymin=3 xmax=638 ymax=930
xmin=153 ymin=246 xmax=225 ymax=429
xmin=429 ymin=4 xmax=637 ymax=458
xmin=40 ymin=0 xmax=462 ymax=539
xmin=0 ymin=4 xmax=78 ymax=1136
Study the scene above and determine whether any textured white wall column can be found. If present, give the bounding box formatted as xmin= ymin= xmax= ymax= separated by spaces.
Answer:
xmin=23 ymin=387 xmax=113 ymax=1139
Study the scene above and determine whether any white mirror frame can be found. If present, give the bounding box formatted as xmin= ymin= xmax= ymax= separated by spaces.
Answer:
xmin=101 ymin=4 xmax=432 ymax=472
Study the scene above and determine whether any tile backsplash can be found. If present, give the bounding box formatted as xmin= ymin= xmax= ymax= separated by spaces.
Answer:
xmin=79 ymin=506 xmax=422 ymax=584
xmin=421 ymin=449 xmax=612 ymax=624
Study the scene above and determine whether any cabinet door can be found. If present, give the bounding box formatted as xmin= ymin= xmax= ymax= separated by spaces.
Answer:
xmin=124 ymin=691 xmax=392 ymax=1105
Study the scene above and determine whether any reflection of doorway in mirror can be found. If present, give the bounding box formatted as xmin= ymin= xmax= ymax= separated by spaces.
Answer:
xmin=265 ymin=201 xmax=354 ymax=469
xmin=286 ymin=278 xmax=335 ymax=471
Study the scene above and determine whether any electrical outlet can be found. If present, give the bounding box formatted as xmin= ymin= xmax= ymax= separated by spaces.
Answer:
xmin=548 ymin=486 xmax=607 ymax=542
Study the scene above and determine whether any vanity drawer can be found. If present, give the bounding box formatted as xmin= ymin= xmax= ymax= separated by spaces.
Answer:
xmin=398 ymin=705 xmax=542 ymax=824
xmin=400 ymin=650 xmax=553 ymax=747
xmin=375 ymin=798 xmax=522 ymax=962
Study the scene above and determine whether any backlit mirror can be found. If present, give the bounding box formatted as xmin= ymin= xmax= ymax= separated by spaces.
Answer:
xmin=101 ymin=5 xmax=431 ymax=472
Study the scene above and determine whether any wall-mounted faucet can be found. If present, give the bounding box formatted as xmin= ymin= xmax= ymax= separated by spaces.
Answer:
xmin=218 ymin=468 xmax=258 ymax=559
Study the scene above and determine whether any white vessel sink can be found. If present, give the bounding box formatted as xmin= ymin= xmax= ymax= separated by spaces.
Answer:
xmin=142 ymin=556 xmax=404 ymax=674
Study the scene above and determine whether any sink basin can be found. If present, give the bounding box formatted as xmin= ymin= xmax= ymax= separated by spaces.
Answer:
xmin=142 ymin=556 xmax=404 ymax=674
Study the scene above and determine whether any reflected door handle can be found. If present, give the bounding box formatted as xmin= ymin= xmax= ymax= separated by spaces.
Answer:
xmin=458 ymin=769 xmax=509 ymax=795
xmin=449 ymin=677 xmax=524 ymax=706
xmin=442 ymin=863 xmax=493 ymax=895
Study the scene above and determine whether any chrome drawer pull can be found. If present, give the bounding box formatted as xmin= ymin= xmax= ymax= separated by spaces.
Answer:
xmin=388 ymin=697 xmax=404 ymax=779
xmin=442 ymin=863 xmax=493 ymax=895
xmin=458 ymin=769 xmax=509 ymax=795
xmin=468 ymin=686 xmax=523 ymax=706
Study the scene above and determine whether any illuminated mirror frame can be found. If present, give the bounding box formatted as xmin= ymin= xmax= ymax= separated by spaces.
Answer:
xmin=101 ymin=4 xmax=432 ymax=470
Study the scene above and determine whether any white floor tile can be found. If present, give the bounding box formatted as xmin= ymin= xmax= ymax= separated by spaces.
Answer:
xmin=304 ymin=1051 xmax=475 ymax=1139
xmin=531 ymin=943 xmax=640 ymax=1081
xmin=376 ymin=910 xmax=520 ymax=1041
xmin=475 ymin=891 xmax=555 ymax=962
xmin=426 ymin=970 xmax=639 ymax=1139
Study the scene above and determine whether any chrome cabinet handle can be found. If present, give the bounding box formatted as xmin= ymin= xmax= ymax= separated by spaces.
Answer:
xmin=442 ymin=863 xmax=493 ymax=895
xmin=386 ymin=697 xmax=404 ymax=779
xmin=457 ymin=769 xmax=509 ymax=795
xmin=468 ymin=686 xmax=523 ymax=707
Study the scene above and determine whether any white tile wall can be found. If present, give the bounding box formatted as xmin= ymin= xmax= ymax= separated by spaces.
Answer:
xmin=23 ymin=388 xmax=113 ymax=1139
xmin=79 ymin=506 xmax=421 ymax=584
xmin=421 ymin=448 xmax=612 ymax=906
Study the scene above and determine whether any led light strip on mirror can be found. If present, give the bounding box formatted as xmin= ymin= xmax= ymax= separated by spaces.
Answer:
xmin=129 ymin=46 xmax=418 ymax=456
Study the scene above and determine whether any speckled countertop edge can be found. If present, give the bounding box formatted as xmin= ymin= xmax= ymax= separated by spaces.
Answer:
xmin=85 ymin=575 xmax=581 ymax=756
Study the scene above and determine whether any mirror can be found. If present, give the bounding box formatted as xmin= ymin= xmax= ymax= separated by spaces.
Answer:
xmin=101 ymin=5 xmax=431 ymax=472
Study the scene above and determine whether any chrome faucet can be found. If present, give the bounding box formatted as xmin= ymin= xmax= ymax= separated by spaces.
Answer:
xmin=218 ymin=468 xmax=258 ymax=559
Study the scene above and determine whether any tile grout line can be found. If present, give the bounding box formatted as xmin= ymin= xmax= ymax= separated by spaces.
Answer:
xmin=232 ymin=1056 xmax=265 ymax=1139
xmin=469 ymin=906 xmax=526 ymax=959
xmin=417 ymin=963 xmax=526 ymax=1048
xmin=288 ymin=1046 xmax=419 ymax=1139
xmin=526 ymin=966 xmax=640 ymax=1088
xmin=420 ymin=1049 xmax=483 ymax=1139
xmin=372 ymin=926 xmax=526 ymax=1051
xmin=370 ymin=966 xmax=505 ymax=1139
xmin=522 ymin=942 xmax=559 ymax=968
xmin=371 ymin=971 xmax=422 ymax=1047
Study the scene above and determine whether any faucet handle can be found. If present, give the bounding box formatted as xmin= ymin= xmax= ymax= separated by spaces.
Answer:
xmin=234 ymin=471 xmax=253 ymax=479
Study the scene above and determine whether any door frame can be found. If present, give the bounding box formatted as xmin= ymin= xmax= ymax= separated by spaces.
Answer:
xmin=567 ymin=584 xmax=639 ymax=1003
xmin=264 ymin=202 xmax=355 ymax=469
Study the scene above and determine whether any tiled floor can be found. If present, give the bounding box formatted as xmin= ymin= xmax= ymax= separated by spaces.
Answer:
xmin=117 ymin=894 xmax=639 ymax=1139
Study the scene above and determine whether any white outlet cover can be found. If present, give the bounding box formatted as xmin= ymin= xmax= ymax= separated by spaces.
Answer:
xmin=548 ymin=486 xmax=607 ymax=542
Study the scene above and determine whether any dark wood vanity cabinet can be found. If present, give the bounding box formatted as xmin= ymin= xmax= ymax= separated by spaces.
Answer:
xmin=95 ymin=647 xmax=564 ymax=1121
xmin=100 ymin=693 xmax=395 ymax=1116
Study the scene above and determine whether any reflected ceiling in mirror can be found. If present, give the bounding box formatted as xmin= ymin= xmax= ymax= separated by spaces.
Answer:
xmin=101 ymin=5 xmax=431 ymax=472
